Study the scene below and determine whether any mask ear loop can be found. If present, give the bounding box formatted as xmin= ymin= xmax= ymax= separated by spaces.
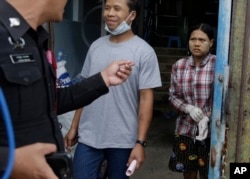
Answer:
xmin=125 ymin=11 xmax=136 ymax=24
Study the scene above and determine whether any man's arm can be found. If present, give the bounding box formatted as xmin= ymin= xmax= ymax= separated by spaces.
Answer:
xmin=137 ymin=89 xmax=154 ymax=142
xmin=64 ymin=108 xmax=83 ymax=151
xmin=127 ymin=89 xmax=154 ymax=169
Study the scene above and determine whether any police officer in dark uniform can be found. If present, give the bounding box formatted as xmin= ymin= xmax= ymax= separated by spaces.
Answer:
xmin=0 ymin=0 xmax=134 ymax=178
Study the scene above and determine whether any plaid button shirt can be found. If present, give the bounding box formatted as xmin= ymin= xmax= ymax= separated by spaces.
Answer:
xmin=169 ymin=53 xmax=216 ymax=138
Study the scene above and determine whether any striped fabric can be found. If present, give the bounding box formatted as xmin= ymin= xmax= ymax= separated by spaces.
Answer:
xmin=169 ymin=53 xmax=216 ymax=138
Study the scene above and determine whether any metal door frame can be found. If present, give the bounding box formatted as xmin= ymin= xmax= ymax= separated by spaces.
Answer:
xmin=208 ymin=0 xmax=232 ymax=178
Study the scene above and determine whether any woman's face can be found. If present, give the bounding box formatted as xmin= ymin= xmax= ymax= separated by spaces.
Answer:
xmin=189 ymin=30 xmax=214 ymax=59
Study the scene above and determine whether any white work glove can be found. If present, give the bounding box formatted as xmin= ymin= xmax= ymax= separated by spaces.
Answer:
xmin=196 ymin=116 xmax=209 ymax=141
xmin=184 ymin=104 xmax=204 ymax=122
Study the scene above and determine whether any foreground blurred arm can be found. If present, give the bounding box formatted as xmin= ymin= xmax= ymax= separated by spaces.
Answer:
xmin=57 ymin=60 xmax=134 ymax=114
xmin=10 ymin=143 xmax=58 ymax=179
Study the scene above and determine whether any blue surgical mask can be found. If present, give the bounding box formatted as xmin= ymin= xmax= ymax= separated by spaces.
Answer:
xmin=105 ymin=13 xmax=132 ymax=35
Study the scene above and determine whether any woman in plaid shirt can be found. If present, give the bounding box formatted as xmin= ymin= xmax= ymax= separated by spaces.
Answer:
xmin=168 ymin=23 xmax=216 ymax=179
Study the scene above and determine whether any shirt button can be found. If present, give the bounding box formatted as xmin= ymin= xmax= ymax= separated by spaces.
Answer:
xmin=23 ymin=77 xmax=29 ymax=83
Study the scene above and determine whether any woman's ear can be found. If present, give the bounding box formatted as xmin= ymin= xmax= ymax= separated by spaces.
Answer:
xmin=209 ymin=39 xmax=214 ymax=48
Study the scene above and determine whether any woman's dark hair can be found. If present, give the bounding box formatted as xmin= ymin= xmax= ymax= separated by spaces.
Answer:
xmin=187 ymin=23 xmax=215 ymax=41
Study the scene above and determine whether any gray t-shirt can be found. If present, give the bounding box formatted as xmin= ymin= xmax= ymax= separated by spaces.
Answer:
xmin=78 ymin=35 xmax=162 ymax=148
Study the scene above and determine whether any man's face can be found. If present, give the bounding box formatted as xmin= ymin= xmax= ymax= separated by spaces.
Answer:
xmin=104 ymin=0 xmax=132 ymax=31
xmin=188 ymin=30 xmax=213 ymax=59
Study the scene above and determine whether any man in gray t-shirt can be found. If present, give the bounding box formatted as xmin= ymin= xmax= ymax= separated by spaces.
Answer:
xmin=64 ymin=0 xmax=162 ymax=178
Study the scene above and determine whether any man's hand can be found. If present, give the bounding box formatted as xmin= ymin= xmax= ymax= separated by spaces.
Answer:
xmin=196 ymin=116 xmax=209 ymax=141
xmin=10 ymin=143 xmax=58 ymax=179
xmin=64 ymin=128 xmax=78 ymax=152
xmin=126 ymin=144 xmax=145 ymax=171
xmin=101 ymin=60 xmax=134 ymax=87
xmin=184 ymin=104 xmax=204 ymax=122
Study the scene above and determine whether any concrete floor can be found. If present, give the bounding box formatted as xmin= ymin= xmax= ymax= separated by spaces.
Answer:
xmin=131 ymin=111 xmax=183 ymax=179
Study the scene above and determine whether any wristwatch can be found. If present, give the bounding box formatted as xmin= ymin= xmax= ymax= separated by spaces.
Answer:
xmin=136 ymin=140 xmax=147 ymax=147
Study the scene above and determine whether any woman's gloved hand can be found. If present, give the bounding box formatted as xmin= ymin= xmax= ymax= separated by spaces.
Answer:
xmin=196 ymin=116 xmax=209 ymax=141
xmin=184 ymin=104 xmax=204 ymax=122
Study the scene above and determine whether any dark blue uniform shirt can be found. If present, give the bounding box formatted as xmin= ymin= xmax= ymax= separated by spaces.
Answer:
xmin=0 ymin=0 xmax=108 ymax=163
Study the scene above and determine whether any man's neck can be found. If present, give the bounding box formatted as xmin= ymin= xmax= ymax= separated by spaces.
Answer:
xmin=6 ymin=0 xmax=43 ymax=30
xmin=109 ymin=30 xmax=135 ymax=43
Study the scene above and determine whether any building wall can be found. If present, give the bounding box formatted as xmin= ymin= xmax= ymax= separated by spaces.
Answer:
xmin=227 ymin=0 xmax=250 ymax=177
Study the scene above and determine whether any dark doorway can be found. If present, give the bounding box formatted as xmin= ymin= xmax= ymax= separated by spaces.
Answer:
xmin=143 ymin=0 xmax=219 ymax=48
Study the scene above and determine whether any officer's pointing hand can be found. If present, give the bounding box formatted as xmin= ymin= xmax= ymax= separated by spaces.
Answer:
xmin=101 ymin=60 xmax=134 ymax=86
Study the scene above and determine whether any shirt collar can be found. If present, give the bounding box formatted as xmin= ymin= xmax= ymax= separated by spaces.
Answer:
xmin=189 ymin=53 xmax=212 ymax=67
xmin=0 ymin=0 xmax=49 ymax=43
xmin=0 ymin=0 xmax=31 ymax=41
